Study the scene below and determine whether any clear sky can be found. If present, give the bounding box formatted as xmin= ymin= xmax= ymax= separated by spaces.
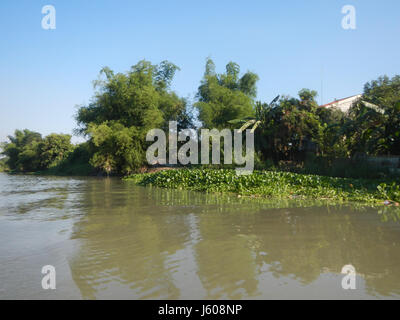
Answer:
xmin=1 ymin=0 xmax=399 ymax=143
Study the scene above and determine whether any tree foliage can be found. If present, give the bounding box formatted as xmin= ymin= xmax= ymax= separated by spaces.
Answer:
xmin=1 ymin=130 xmax=73 ymax=172
xmin=76 ymin=60 xmax=193 ymax=174
xmin=2 ymin=60 xmax=399 ymax=176
xmin=1 ymin=129 xmax=42 ymax=171
xmin=258 ymin=91 xmax=325 ymax=162
xmin=195 ymin=58 xmax=259 ymax=129
xmin=343 ymin=75 xmax=400 ymax=156
xmin=76 ymin=60 xmax=190 ymax=134
xmin=39 ymin=133 xmax=74 ymax=169
xmin=88 ymin=122 xmax=144 ymax=175
xmin=230 ymin=89 xmax=333 ymax=162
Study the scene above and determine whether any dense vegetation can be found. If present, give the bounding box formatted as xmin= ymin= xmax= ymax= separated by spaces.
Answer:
xmin=0 ymin=157 xmax=7 ymax=172
xmin=75 ymin=60 xmax=193 ymax=175
xmin=195 ymin=58 xmax=258 ymax=129
xmin=0 ymin=129 xmax=93 ymax=175
xmin=125 ymin=169 xmax=400 ymax=204
xmin=342 ymin=75 xmax=400 ymax=156
xmin=1 ymin=59 xmax=399 ymax=183
xmin=1 ymin=130 xmax=73 ymax=172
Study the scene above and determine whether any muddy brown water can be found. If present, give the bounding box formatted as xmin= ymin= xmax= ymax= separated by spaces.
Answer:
xmin=0 ymin=173 xmax=399 ymax=299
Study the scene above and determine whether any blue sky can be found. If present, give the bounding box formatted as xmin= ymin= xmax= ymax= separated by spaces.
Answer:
xmin=0 ymin=0 xmax=399 ymax=143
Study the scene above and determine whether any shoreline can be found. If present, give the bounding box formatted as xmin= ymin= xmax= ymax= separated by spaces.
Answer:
xmin=124 ymin=168 xmax=400 ymax=207
xmin=2 ymin=168 xmax=399 ymax=207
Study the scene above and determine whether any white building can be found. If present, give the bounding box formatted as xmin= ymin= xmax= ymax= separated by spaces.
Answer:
xmin=320 ymin=94 xmax=383 ymax=114
xmin=320 ymin=94 xmax=362 ymax=113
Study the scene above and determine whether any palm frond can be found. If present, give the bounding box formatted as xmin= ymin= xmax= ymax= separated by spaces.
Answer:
xmin=238 ymin=120 xmax=256 ymax=133
xmin=270 ymin=95 xmax=280 ymax=106
xmin=228 ymin=119 xmax=246 ymax=124
xmin=250 ymin=121 xmax=262 ymax=133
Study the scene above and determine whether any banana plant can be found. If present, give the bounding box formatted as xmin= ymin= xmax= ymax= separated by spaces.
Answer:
xmin=228 ymin=95 xmax=280 ymax=133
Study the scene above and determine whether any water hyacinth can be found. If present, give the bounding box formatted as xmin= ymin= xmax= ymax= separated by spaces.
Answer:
xmin=125 ymin=169 xmax=400 ymax=205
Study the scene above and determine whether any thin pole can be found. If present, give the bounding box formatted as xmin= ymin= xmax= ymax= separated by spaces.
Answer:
xmin=321 ymin=65 xmax=324 ymax=106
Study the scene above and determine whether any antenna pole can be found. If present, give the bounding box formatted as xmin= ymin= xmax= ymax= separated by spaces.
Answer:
xmin=321 ymin=66 xmax=324 ymax=106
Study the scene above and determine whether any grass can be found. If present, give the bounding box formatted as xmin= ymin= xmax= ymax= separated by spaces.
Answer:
xmin=125 ymin=168 xmax=400 ymax=205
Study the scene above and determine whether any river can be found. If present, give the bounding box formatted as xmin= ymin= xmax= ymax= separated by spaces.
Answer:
xmin=0 ymin=173 xmax=399 ymax=299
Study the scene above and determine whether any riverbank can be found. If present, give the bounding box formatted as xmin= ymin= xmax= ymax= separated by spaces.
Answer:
xmin=125 ymin=169 xmax=400 ymax=205
xmin=2 ymin=165 xmax=177 ymax=177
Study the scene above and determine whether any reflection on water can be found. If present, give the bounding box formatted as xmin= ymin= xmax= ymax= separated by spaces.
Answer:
xmin=0 ymin=173 xmax=400 ymax=299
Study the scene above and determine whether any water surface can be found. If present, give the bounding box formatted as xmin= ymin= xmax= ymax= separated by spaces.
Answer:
xmin=0 ymin=173 xmax=399 ymax=299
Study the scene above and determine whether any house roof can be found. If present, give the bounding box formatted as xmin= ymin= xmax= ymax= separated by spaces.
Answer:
xmin=320 ymin=94 xmax=361 ymax=108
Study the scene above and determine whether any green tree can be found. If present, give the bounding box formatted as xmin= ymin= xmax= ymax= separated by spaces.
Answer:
xmin=344 ymin=75 xmax=400 ymax=156
xmin=230 ymin=90 xmax=325 ymax=162
xmin=0 ymin=157 xmax=7 ymax=172
xmin=1 ymin=129 xmax=43 ymax=171
xmin=195 ymin=58 xmax=258 ymax=129
xmin=39 ymin=133 xmax=74 ymax=169
xmin=88 ymin=122 xmax=144 ymax=175
xmin=1 ymin=130 xmax=75 ymax=172
xmin=262 ymin=94 xmax=323 ymax=162
xmin=76 ymin=60 xmax=191 ymax=134
xmin=317 ymin=107 xmax=348 ymax=158
xmin=76 ymin=60 xmax=193 ymax=174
